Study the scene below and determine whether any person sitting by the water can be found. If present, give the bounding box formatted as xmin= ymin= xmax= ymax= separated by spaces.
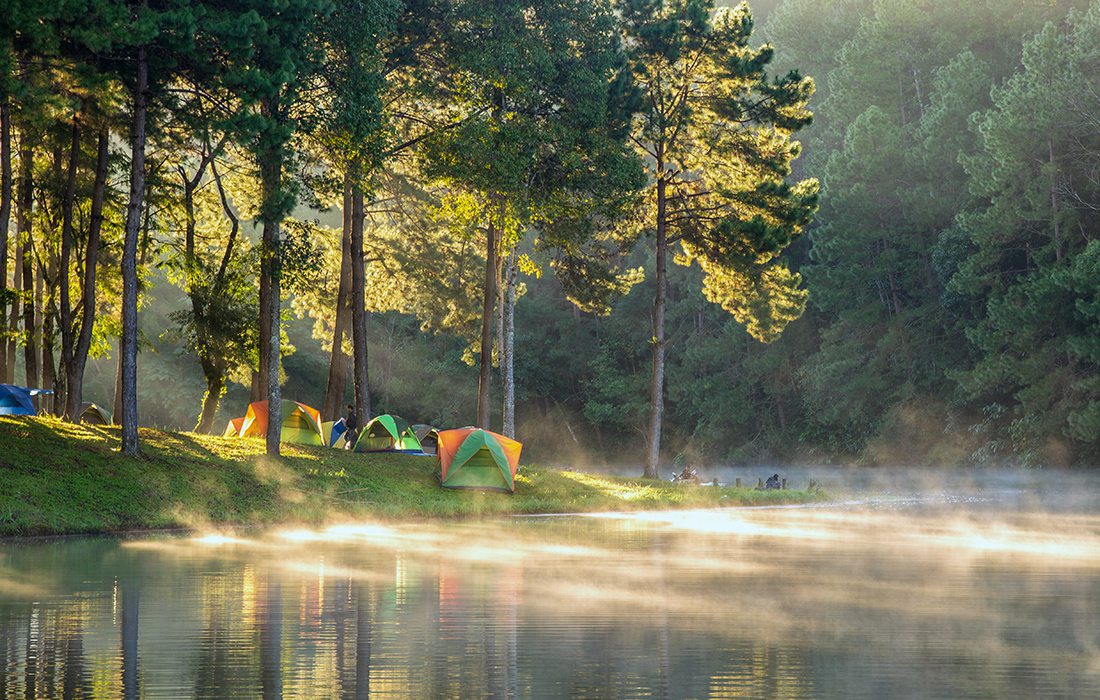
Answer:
xmin=678 ymin=467 xmax=699 ymax=484
xmin=765 ymin=473 xmax=781 ymax=490
xmin=343 ymin=404 xmax=359 ymax=449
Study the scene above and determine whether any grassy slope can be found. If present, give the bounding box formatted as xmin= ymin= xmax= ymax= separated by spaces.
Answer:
xmin=0 ymin=416 xmax=824 ymax=537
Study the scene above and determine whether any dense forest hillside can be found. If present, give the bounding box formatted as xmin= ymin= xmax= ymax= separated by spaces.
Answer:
xmin=3 ymin=0 xmax=1098 ymax=469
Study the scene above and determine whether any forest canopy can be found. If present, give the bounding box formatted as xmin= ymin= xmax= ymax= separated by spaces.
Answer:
xmin=2 ymin=0 xmax=1099 ymax=469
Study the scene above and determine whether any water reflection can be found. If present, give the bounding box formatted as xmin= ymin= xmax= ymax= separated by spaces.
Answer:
xmin=0 ymin=501 xmax=1099 ymax=698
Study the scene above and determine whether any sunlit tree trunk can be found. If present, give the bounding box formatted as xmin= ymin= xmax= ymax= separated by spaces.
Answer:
xmin=322 ymin=176 xmax=353 ymax=421
xmin=8 ymin=231 xmax=20 ymax=382
xmin=259 ymin=95 xmax=283 ymax=457
xmin=196 ymin=365 xmax=225 ymax=433
xmin=350 ymin=178 xmax=370 ymax=422
xmin=476 ymin=215 xmax=498 ymax=429
xmin=19 ymin=140 xmax=36 ymax=388
xmin=58 ymin=115 xmax=80 ymax=418
xmin=113 ymin=349 xmax=123 ymax=421
xmin=501 ymin=248 xmax=517 ymax=438
xmin=0 ymin=100 xmax=11 ymax=384
xmin=120 ymin=47 xmax=149 ymax=454
xmin=644 ymin=173 xmax=667 ymax=480
xmin=41 ymin=266 xmax=56 ymax=415
xmin=64 ymin=126 xmax=107 ymax=419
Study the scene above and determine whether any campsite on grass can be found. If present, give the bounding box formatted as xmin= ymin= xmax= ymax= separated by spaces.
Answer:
xmin=3 ymin=0 xmax=1100 ymax=697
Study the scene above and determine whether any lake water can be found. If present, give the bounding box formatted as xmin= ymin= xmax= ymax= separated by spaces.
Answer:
xmin=2 ymin=474 xmax=1100 ymax=698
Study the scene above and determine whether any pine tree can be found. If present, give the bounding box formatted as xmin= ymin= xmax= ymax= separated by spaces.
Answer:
xmin=422 ymin=0 xmax=644 ymax=431
xmin=618 ymin=0 xmax=817 ymax=477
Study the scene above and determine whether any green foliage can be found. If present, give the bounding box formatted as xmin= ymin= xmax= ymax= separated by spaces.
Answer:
xmin=620 ymin=0 xmax=818 ymax=338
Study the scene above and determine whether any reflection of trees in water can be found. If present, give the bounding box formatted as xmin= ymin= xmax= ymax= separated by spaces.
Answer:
xmin=2 ymin=517 xmax=1100 ymax=698
xmin=121 ymin=582 xmax=138 ymax=700
xmin=192 ymin=568 xmax=260 ymax=698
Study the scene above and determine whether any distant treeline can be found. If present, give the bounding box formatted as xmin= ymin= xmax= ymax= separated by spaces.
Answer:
xmin=512 ymin=0 xmax=1100 ymax=468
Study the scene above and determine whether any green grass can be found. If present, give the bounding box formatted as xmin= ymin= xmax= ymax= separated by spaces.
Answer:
xmin=0 ymin=416 xmax=825 ymax=537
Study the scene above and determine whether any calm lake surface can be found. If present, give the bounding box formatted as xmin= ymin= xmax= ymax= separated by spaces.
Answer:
xmin=3 ymin=473 xmax=1100 ymax=698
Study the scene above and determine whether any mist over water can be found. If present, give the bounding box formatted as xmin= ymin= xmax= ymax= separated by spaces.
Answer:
xmin=2 ymin=475 xmax=1099 ymax=698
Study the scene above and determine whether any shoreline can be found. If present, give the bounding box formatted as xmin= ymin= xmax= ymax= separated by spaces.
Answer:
xmin=0 ymin=416 xmax=825 ymax=538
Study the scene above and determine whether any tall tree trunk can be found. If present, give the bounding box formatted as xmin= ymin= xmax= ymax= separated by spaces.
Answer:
xmin=41 ymin=298 xmax=55 ymax=415
xmin=256 ymin=214 xmax=272 ymax=405
xmin=476 ymin=216 xmax=498 ymax=429
xmin=183 ymin=142 xmax=217 ymax=432
xmin=58 ymin=116 xmax=80 ymax=419
xmin=113 ymin=349 xmax=123 ymax=422
xmin=65 ymin=126 xmax=107 ymax=419
xmin=120 ymin=47 xmax=148 ymax=454
xmin=644 ymin=175 xmax=668 ymax=479
xmin=249 ymin=369 xmax=262 ymax=404
xmin=8 ymin=232 xmax=20 ymax=381
xmin=19 ymin=140 xmax=36 ymax=388
xmin=196 ymin=360 xmax=225 ymax=434
xmin=262 ymin=221 xmax=281 ymax=457
xmin=322 ymin=175 xmax=353 ymax=421
xmin=0 ymin=101 xmax=11 ymax=384
xmin=259 ymin=95 xmax=283 ymax=457
xmin=501 ymin=247 xmax=517 ymax=438
xmin=349 ymin=181 xmax=370 ymax=423
xmin=1049 ymin=139 xmax=1062 ymax=264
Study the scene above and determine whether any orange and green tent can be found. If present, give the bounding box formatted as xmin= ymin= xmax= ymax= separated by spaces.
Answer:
xmin=437 ymin=428 xmax=522 ymax=493
xmin=239 ymin=400 xmax=325 ymax=447
xmin=223 ymin=416 xmax=245 ymax=437
xmin=353 ymin=414 xmax=422 ymax=452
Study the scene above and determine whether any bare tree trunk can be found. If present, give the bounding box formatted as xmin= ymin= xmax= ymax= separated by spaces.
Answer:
xmin=476 ymin=216 xmax=498 ymax=429
xmin=120 ymin=48 xmax=148 ymax=454
xmin=1049 ymin=139 xmax=1062 ymax=263
xmin=0 ymin=101 xmax=11 ymax=384
xmin=501 ymin=248 xmax=517 ymax=438
xmin=259 ymin=95 xmax=283 ymax=457
xmin=113 ymin=349 xmax=123 ymax=421
xmin=41 ymin=217 xmax=58 ymax=414
xmin=8 ymin=231 xmax=20 ymax=381
xmin=257 ymin=256 xmax=271 ymax=406
xmin=322 ymin=175 xmax=353 ymax=420
xmin=349 ymin=180 xmax=370 ymax=422
xmin=196 ymin=364 xmax=225 ymax=434
xmin=66 ymin=126 xmax=108 ymax=419
xmin=644 ymin=175 xmax=668 ymax=479
xmin=19 ymin=140 xmax=36 ymax=388
xmin=249 ymin=370 xmax=262 ymax=404
xmin=58 ymin=116 xmax=80 ymax=419
xmin=262 ymin=219 xmax=281 ymax=457
xmin=191 ymin=163 xmax=241 ymax=429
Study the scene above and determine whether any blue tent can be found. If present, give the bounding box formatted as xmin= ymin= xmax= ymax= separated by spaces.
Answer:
xmin=0 ymin=384 xmax=37 ymax=416
xmin=321 ymin=418 xmax=349 ymax=448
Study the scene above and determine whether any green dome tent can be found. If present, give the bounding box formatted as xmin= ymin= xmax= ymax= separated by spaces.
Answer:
xmin=239 ymin=400 xmax=325 ymax=447
xmin=80 ymin=402 xmax=112 ymax=425
xmin=413 ymin=424 xmax=440 ymax=455
xmin=353 ymin=414 xmax=422 ymax=453
xmin=437 ymin=428 xmax=522 ymax=493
